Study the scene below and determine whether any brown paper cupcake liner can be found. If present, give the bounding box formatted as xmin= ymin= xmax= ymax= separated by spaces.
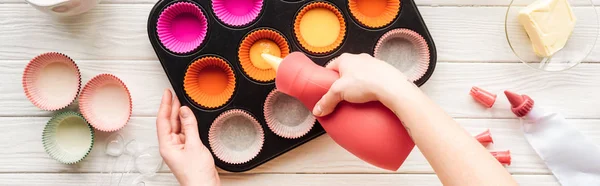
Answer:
xmin=79 ymin=74 xmax=132 ymax=132
xmin=238 ymin=29 xmax=290 ymax=82
xmin=374 ymin=28 xmax=430 ymax=82
xmin=22 ymin=52 xmax=81 ymax=111
xmin=294 ymin=2 xmax=346 ymax=54
xmin=209 ymin=109 xmax=264 ymax=164
xmin=348 ymin=0 xmax=400 ymax=28
xmin=264 ymin=89 xmax=315 ymax=139
xmin=184 ymin=56 xmax=236 ymax=109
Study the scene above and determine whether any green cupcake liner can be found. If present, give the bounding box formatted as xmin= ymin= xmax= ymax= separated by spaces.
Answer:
xmin=42 ymin=111 xmax=95 ymax=164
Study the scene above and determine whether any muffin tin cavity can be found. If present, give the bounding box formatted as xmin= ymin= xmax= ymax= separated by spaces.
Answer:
xmin=148 ymin=0 xmax=436 ymax=172
xmin=264 ymin=89 xmax=316 ymax=139
xmin=374 ymin=28 xmax=430 ymax=82
xmin=184 ymin=56 xmax=236 ymax=109
xmin=212 ymin=0 xmax=264 ymax=27
xmin=209 ymin=109 xmax=265 ymax=164
xmin=348 ymin=0 xmax=401 ymax=29
xmin=239 ymin=28 xmax=290 ymax=82
xmin=157 ymin=2 xmax=208 ymax=54
xmin=294 ymin=2 xmax=346 ymax=54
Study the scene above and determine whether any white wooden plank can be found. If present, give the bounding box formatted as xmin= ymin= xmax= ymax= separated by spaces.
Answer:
xmin=2 ymin=117 xmax=599 ymax=174
xmin=2 ymin=61 xmax=600 ymax=118
xmin=0 ymin=5 xmax=599 ymax=62
xmin=0 ymin=173 xmax=560 ymax=186
xmin=3 ymin=0 xmax=600 ymax=6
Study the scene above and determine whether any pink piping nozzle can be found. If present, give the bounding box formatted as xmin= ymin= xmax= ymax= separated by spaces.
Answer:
xmin=504 ymin=90 xmax=534 ymax=117
xmin=475 ymin=129 xmax=493 ymax=146
xmin=491 ymin=150 xmax=511 ymax=166
xmin=470 ymin=86 xmax=497 ymax=108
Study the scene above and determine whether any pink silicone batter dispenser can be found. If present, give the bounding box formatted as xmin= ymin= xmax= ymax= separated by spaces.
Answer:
xmin=263 ymin=52 xmax=414 ymax=171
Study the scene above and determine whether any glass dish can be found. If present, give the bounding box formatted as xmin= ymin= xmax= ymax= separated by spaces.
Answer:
xmin=505 ymin=0 xmax=599 ymax=71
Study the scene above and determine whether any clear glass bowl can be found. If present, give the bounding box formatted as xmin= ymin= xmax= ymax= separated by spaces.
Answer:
xmin=505 ymin=0 xmax=599 ymax=71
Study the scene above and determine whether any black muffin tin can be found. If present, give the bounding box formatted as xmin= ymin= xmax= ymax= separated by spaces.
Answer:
xmin=148 ymin=0 xmax=437 ymax=172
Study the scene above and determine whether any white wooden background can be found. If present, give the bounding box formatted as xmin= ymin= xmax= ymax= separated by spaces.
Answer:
xmin=1 ymin=0 xmax=599 ymax=185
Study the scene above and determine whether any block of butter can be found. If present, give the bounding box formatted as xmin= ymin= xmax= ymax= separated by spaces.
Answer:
xmin=518 ymin=0 xmax=577 ymax=57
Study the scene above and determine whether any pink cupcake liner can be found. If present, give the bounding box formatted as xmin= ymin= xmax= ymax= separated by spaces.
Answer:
xmin=157 ymin=2 xmax=208 ymax=54
xmin=212 ymin=0 xmax=263 ymax=27
xmin=22 ymin=52 xmax=81 ymax=111
xmin=374 ymin=28 xmax=430 ymax=82
xmin=264 ymin=89 xmax=316 ymax=139
xmin=79 ymin=74 xmax=132 ymax=132
xmin=209 ymin=109 xmax=264 ymax=164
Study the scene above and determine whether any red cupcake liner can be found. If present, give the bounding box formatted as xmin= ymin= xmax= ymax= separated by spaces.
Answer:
xmin=22 ymin=52 xmax=81 ymax=111
xmin=264 ymin=89 xmax=316 ymax=139
xmin=209 ymin=109 xmax=264 ymax=164
xmin=374 ymin=28 xmax=430 ymax=82
xmin=79 ymin=74 xmax=132 ymax=132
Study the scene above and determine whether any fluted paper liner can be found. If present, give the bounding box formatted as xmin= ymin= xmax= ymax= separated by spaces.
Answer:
xmin=238 ymin=29 xmax=290 ymax=82
xmin=157 ymin=2 xmax=208 ymax=54
xmin=374 ymin=28 xmax=430 ymax=82
xmin=349 ymin=0 xmax=400 ymax=28
xmin=79 ymin=74 xmax=132 ymax=132
xmin=22 ymin=52 xmax=81 ymax=111
xmin=264 ymin=89 xmax=316 ymax=139
xmin=42 ymin=111 xmax=94 ymax=164
xmin=212 ymin=0 xmax=263 ymax=27
xmin=209 ymin=109 xmax=264 ymax=164
xmin=184 ymin=56 xmax=236 ymax=109
xmin=294 ymin=2 xmax=346 ymax=54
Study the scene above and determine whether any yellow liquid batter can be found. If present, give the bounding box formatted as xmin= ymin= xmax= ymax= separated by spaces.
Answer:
xmin=249 ymin=39 xmax=281 ymax=69
xmin=299 ymin=8 xmax=341 ymax=48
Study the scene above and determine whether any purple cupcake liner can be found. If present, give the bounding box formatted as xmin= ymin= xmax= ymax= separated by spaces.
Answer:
xmin=212 ymin=0 xmax=263 ymax=27
xmin=157 ymin=2 xmax=208 ymax=54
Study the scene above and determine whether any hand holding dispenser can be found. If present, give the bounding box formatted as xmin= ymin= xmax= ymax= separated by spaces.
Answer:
xmin=262 ymin=52 xmax=414 ymax=171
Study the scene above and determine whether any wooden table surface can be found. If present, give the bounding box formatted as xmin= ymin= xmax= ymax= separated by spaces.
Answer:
xmin=2 ymin=0 xmax=599 ymax=185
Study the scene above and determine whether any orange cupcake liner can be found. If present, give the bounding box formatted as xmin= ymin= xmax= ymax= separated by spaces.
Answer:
xmin=264 ymin=89 xmax=316 ymax=139
xmin=294 ymin=2 xmax=346 ymax=54
xmin=374 ymin=28 xmax=430 ymax=82
xmin=238 ymin=29 xmax=290 ymax=82
xmin=22 ymin=52 xmax=81 ymax=111
xmin=79 ymin=74 xmax=132 ymax=132
xmin=209 ymin=109 xmax=264 ymax=164
xmin=184 ymin=56 xmax=236 ymax=109
xmin=348 ymin=0 xmax=400 ymax=28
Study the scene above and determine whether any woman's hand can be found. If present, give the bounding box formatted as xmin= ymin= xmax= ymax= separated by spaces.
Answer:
xmin=313 ymin=53 xmax=417 ymax=117
xmin=156 ymin=89 xmax=220 ymax=186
